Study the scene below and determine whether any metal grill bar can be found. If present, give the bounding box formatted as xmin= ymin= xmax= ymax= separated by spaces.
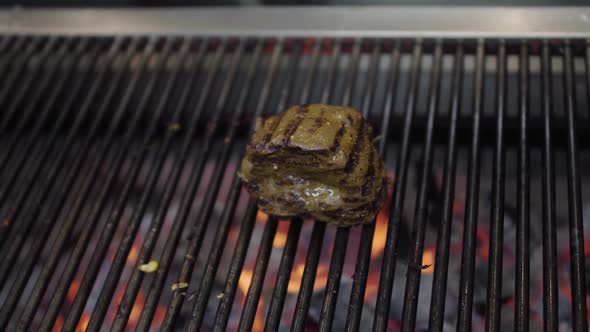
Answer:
xmin=0 ymin=36 xmax=20 ymax=70
xmin=135 ymin=38 xmax=228 ymax=331
xmin=14 ymin=38 xmax=138 ymax=331
xmin=428 ymin=41 xmax=463 ymax=332
xmin=1 ymin=36 xmax=589 ymax=332
xmin=563 ymin=41 xmax=589 ymax=332
xmin=236 ymin=216 xmax=277 ymax=332
xmin=157 ymin=38 xmax=263 ymax=332
xmin=86 ymin=38 xmax=199 ymax=331
xmin=19 ymin=39 xmax=135 ymax=329
xmin=0 ymin=37 xmax=64 ymax=187
xmin=0 ymin=38 xmax=78 ymax=182
xmin=0 ymin=37 xmax=58 ymax=243
xmin=263 ymin=218 xmax=302 ymax=331
xmin=86 ymin=35 xmax=216 ymax=329
xmin=0 ymin=37 xmax=74 ymax=285
xmin=109 ymin=38 xmax=209 ymax=330
xmin=171 ymin=37 xmax=275 ymax=331
xmin=0 ymin=37 xmax=24 ymax=84
xmin=0 ymin=38 xmax=72 ymax=275
xmin=61 ymin=38 xmax=179 ymax=332
xmin=541 ymin=40 xmax=559 ymax=332
xmin=485 ymin=40 xmax=507 ymax=332
xmin=0 ymin=36 xmax=46 ymax=137
xmin=235 ymin=40 xmax=304 ymax=332
xmin=211 ymin=198 xmax=257 ymax=331
xmin=209 ymin=197 xmax=255 ymax=331
xmin=263 ymin=39 xmax=321 ymax=332
xmin=163 ymin=38 xmax=248 ymax=326
xmin=0 ymin=39 xmax=84 ymax=212
xmin=0 ymin=38 xmax=91 ymax=286
xmin=189 ymin=37 xmax=282 ymax=330
xmin=201 ymin=43 xmax=281 ymax=332
xmin=0 ymin=37 xmax=103 ymax=328
xmin=515 ymin=41 xmax=530 ymax=332
xmin=38 ymin=37 xmax=160 ymax=331
xmin=457 ymin=40 xmax=485 ymax=331
xmin=317 ymin=38 xmax=362 ymax=332
xmin=291 ymin=39 xmax=342 ymax=332
xmin=345 ymin=38 xmax=390 ymax=332
xmin=374 ymin=40 xmax=422 ymax=332
xmin=400 ymin=39 xmax=443 ymax=332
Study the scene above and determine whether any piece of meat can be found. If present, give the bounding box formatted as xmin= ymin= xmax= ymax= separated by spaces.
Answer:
xmin=240 ymin=104 xmax=388 ymax=226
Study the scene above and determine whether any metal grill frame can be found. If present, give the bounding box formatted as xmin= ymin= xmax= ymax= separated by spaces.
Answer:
xmin=0 ymin=7 xmax=589 ymax=332
xmin=1 ymin=7 xmax=590 ymax=38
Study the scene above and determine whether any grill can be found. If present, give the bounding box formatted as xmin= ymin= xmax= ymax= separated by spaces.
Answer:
xmin=0 ymin=8 xmax=589 ymax=332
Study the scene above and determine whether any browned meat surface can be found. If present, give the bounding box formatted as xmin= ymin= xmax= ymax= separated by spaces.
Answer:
xmin=240 ymin=104 xmax=388 ymax=226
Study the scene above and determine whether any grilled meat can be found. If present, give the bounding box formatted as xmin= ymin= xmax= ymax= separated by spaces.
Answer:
xmin=240 ymin=104 xmax=388 ymax=226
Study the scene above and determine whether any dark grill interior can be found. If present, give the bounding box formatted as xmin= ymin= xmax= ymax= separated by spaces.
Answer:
xmin=0 ymin=36 xmax=589 ymax=331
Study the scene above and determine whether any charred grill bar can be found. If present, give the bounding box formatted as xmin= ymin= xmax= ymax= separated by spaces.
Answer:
xmin=0 ymin=7 xmax=589 ymax=331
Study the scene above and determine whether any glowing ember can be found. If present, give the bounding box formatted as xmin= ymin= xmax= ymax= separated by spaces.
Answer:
xmin=128 ymin=290 xmax=145 ymax=328
xmin=287 ymin=263 xmax=329 ymax=294
xmin=52 ymin=316 xmax=64 ymax=332
xmin=453 ymin=200 xmax=464 ymax=218
xmin=477 ymin=228 xmax=490 ymax=261
xmin=153 ymin=305 xmax=168 ymax=327
xmin=66 ymin=279 xmax=81 ymax=302
xmin=127 ymin=245 xmax=140 ymax=265
xmin=228 ymin=227 xmax=240 ymax=242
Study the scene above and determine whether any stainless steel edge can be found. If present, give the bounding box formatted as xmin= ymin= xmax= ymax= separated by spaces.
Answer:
xmin=0 ymin=6 xmax=589 ymax=37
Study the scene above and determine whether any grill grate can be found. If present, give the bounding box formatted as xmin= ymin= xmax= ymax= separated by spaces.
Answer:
xmin=0 ymin=36 xmax=589 ymax=332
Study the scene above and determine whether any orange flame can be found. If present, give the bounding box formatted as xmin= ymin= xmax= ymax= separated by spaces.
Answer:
xmin=273 ymin=222 xmax=289 ymax=248
xmin=238 ymin=269 xmax=254 ymax=299
xmin=256 ymin=211 xmax=269 ymax=224
xmin=253 ymin=302 xmax=265 ymax=331
xmin=128 ymin=290 xmax=145 ymax=328
xmin=76 ymin=313 xmax=91 ymax=332
xmin=363 ymin=271 xmax=381 ymax=301
xmin=237 ymin=268 xmax=265 ymax=330
xmin=422 ymin=247 xmax=435 ymax=274
xmin=109 ymin=280 xmax=145 ymax=329
xmin=287 ymin=263 xmax=329 ymax=294
xmin=127 ymin=245 xmax=140 ymax=265
xmin=371 ymin=210 xmax=389 ymax=259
